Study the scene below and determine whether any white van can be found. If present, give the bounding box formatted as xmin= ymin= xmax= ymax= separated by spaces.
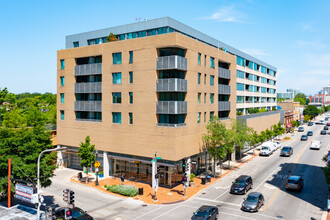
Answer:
xmin=259 ymin=141 xmax=276 ymax=156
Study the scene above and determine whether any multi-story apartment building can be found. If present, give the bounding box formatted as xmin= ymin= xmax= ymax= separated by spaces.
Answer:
xmin=277 ymin=100 xmax=301 ymax=121
xmin=277 ymin=88 xmax=299 ymax=100
xmin=57 ymin=17 xmax=277 ymax=187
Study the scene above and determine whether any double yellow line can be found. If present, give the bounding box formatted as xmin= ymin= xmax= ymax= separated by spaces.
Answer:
xmin=262 ymin=134 xmax=316 ymax=212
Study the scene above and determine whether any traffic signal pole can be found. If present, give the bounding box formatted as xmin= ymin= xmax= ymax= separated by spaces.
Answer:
xmin=8 ymin=158 xmax=11 ymax=208
xmin=154 ymin=152 xmax=158 ymax=201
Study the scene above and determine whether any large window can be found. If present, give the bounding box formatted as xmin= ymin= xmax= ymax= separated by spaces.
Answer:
xmin=112 ymin=92 xmax=122 ymax=104
xmin=198 ymin=73 xmax=201 ymax=84
xmin=237 ymin=96 xmax=244 ymax=103
xmin=237 ymin=70 xmax=245 ymax=79
xmin=248 ymin=85 xmax=257 ymax=92
xmin=269 ymin=70 xmax=275 ymax=76
xmin=198 ymin=53 xmax=201 ymax=65
xmin=112 ymin=73 xmax=122 ymax=84
xmin=198 ymin=93 xmax=201 ymax=104
xmin=261 ymin=77 xmax=267 ymax=83
xmin=60 ymin=110 xmax=64 ymax=120
xmin=60 ymin=59 xmax=65 ymax=70
xmin=157 ymin=27 xmax=168 ymax=34
xmin=129 ymin=72 xmax=133 ymax=84
xmin=129 ymin=51 xmax=133 ymax=64
xmin=112 ymin=112 xmax=121 ymax=124
xmin=129 ymin=92 xmax=133 ymax=104
xmin=261 ymin=87 xmax=267 ymax=93
xmin=261 ymin=66 xmax=267 ymax=74
xmin=60 ymin=76 xmax=65 ymax=86
xmin=210 ymin=93 xmax=214 ymax=104
xmin=210 ymin=57 xmax=215 ymax=68
xmin=73 ymin=42 xmax=79 ymax=48
xmin=237 ymin=56 xmax=245 ymax=66
xmin=248 ymin=61 xmax=254 ymax=69
xmin=253 ymin=63 xmax=258 ymax=71
xmin=112 ymin=52 xmax=122 ymax=64
xmin=129 ymin=113 xmax=133 ymax=125
xmin=60 ymin=93 xmax=64 ymax=103
xmin=210 ymin=75 xmax=214 ymax=86
xmin=237 ymin=83 xmax=245 ymax=91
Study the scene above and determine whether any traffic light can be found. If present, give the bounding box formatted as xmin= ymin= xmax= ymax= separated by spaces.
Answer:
xmin=63 ymin=189 xmax=69 ymax=203
xmin=182 ymin=173 xmax=187 ymax=184
xmin=182 ymin=158 xmax=186 ymax=172
xmin=65 ymin=208 xmax=72 ymax=219
xmin=69 ymin=190 xmax=75 ymax=205
xmin=155 ymin=164 xmax=160 ymax=179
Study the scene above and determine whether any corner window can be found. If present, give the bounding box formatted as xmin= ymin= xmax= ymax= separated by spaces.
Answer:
xmin=129 ymin=51 xmax=133 ymax=64
xmin=112 ymin=52 xmax=122 ymax=64
xmin=73 ymin=41 xmax=79 ymax=48
xmin=129 ymin=72 xmax=133 ymax=83
xmin=129 ymin=113 xmax=133 ymax=125
xmin=60 ymin=110 xmax=64 ymax=120
xmin=60 ymin=93 xmax=64 ymax=103
xmin=198 ymin=73 xmax=201 ymax=84
xmin=210 ymin=75 xmax=214 ymax=86
xmin=210 ymin=93 xmax=214 ymax=104
xmin=112 ymin=112 xmax=121 ymax=124
xmin=129 ymin=92 xmax=133 ymax=104
xmin=198 ymin=53 xmax=201 ymax=65
xmin=60 ymin=59 xmax=65 ymax=70
xmin=60 ymin=77 xmax=65 ymax=86
xmin=112 ymin=92 xmax=122 ymax=104
xmin=112 ymin=73 xmax=122 ymax=84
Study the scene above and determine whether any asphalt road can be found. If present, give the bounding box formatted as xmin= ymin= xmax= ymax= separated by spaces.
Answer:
xmin=43 ymin=115 xmax=330 ymax=220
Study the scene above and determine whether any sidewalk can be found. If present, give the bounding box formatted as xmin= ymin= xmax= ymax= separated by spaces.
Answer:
xmin=70 ymin=154 xmax=258 ymax=205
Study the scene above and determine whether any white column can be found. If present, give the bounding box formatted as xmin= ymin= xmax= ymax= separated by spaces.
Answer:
xmin=57 ymin=145 xmax=64 ymax=168
xmin=103 ymin=152 xmax=109 ymax=178
xmin=186 ymin=157 xmax=191 ymax=183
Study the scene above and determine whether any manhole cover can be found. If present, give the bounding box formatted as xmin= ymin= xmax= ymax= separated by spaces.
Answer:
xmin=202 ymin=192 xmax=206 ymax=194
xmin=142 ymin=204 xmax=148 ymax=207
xmin=276 ymin=216 xmax=283 ymax=218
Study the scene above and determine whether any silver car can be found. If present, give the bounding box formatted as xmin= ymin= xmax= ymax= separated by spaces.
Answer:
xmin=241 ymin=192 xmax=264 ymax=212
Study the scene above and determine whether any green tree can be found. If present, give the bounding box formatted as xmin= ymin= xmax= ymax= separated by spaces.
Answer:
xmin=265 ymin=129 xmax=274 ymax=140
xmin=2 ymin=108 xmax=26 ymax=128
xmin=294 ymin=97 xmax=306 ymax=105
xmin=78 ymin=136 xmax=96 ymax=183
xmin=294 ymin=93 xmax=309 ymax=105
xmin=259 ymin=131 xmax=267 ymax=143
xmin=272 ymin=121 xmax=285 ymax=138
xmin=304 ymin=115 xmax=311 ymax=122
xmin=106 ymin=32 xmax=118 ymax=42
xmin=303 ymin=105 xmax=320 ymax=119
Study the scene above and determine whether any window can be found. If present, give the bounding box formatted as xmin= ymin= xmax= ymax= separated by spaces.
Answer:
xmin=210 ymin=111 xmax=214 ymax=119
xmin=198 ymin=112 xmax=201 ymax=124
xmin=137 ymin=31 xmax=146 ymax=38
xmin=210 ymin=57 xmax=215 ymax=68
xmin=261 ymin=66 xmax=267 ymax=74
xmin=237 ymin=56 xmax=245 ymax=66
xmin=248 ymin=61 xmax=254 ymax=69
xmin=261 ymin=77 xmax=267 ymax=83
xmin=237 ymin=83 xmax=245 ymax=91
xmin=129 ymin=51 xmax=133 ymax=64
xmin=112 ymin=52 xmax=122 ymax=64
xmin=204 ymin=112 xmax=206 ymax=123
xmin=210 ymin=75 xmax=214 ymax=86
xmin=261 ymin=87 xmax=267 ymax=93
xmin=60 ymin=76 xmax=65 ymax=86
xmin=204 ymin=74 xmax=206 ymax=85
xmin=102 ymin=37 xmax=107 ymax=43
xmin=198 ymin=53 xmax=201 ymax=65
xmin=60 ymin=110 xmax=64 ymax=120
xmin=112 ymin=73 xmax=122 ymax=84
xmin=237 ymin=96 xmax=244 ymax=103
xmin=198 ymin=93 xmax=201 ymax=104
xmin=60 ymin=93 xmax=64 ymax=103
xmin=237 ymin=70 xmax=245 ymax=79
xmin=112 ymin=112 xmax=121 ymax=124
xmin=60 ymin=59 xmax=65 ymax=70
xmin=112 ymin=92 xmax=122 ymax=104
xmin=204 ymin=93 xmax=207 ymax=104
xmin=129 ymin=113 xmax=133 ymax=125
xmin=129 ymin=72 xmax=133 ymax=83
xmin=73 ymin=42 xmax=79 ymax=48
xmin=129 ymin=92 xmax=133 ymax=104
xmin=147 ymin=29 xmax=157 ymax=36
xmin=253 ymin=63 xmax=258 ymax=71
xmin=169 ymin=27 xmax=174 ymax=33
xmin=157 ymin=27 xmax=168 ymax=34
xmin=198 ymin=73 xmax=201 ymax=84
xmin=269 ymin=70 xmax=275 ymax=76
xmin=210 ymin=93 xmax=214 ymax=104
xmin=204 ymin=55 xmax=206 ymax=66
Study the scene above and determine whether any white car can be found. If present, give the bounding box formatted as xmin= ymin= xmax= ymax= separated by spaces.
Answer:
xmin=274 ymin=142 xmax=282 ymax=150
xmin=310 ymin=140 xmax=321 ymax=150
xmin=260 ymin=141 xmax=276 ymax=156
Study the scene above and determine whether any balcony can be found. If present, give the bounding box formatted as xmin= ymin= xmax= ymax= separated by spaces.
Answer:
xmin=156 ymin=79 xmax=187 ymax=92
xmin=156 ymin=101 xmax=187 ymax=114
xmin=218 ymin=67 xmax=231 ymax=79
xmin=157 ymin=123 xmax=186 ymax=127
xmin=156 ymin=56 xmax=187 ymax=71
xmin=74 ymin=82 xmax=102 ymax=93
xmin=218 ymin=84 xmax=231 ymax=95
xmin=218 ymin=101 xmax=231 ymax=111
xmin=74 ymin=101 xmax=102 ymax=112
xmin=74 ymin=63 xmax=102 ymax=76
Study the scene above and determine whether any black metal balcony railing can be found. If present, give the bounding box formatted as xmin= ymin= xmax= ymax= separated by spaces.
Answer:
xmin=74 ymin=63 xmax=102 ymax=76
xmin=156 ymin=101 xmax=187 ymax=114
xmin=156 ymin=55 xmax=187 ymax=71
xmin=74 ymin=82 xmax=102 ymax=93
xmin=156 ymin=79 xmax=187 ymax=92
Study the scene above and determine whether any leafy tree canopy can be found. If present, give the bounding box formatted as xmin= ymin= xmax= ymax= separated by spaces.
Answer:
xmin=303 ymin=105 xmax=320 ymax=119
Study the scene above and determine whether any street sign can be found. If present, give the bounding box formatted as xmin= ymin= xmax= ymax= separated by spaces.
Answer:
xmin=94 ymin=161 xmax=100 ymax=168
xmin=156 ymin=157 xmax=162 ymax=160
xmin=15 ymin=183 xmax=34 ymax=203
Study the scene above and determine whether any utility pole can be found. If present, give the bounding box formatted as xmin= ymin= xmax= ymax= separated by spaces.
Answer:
xmin=8 ymin=158 xmax=11 ymax=208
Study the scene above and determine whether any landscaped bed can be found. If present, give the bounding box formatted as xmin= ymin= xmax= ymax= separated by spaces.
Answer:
xmin=104 ymin=184 xmax=138 ymax=197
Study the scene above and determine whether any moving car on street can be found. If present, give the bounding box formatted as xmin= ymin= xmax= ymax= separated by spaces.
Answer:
xmin=259 ymin=141 xmax=276 ymax=156
xmin=280 ymin=146 xmax=293 ymax=157
xmin=298 ymin=127 xmax=304 ymax=132
xmin=321 ymin=130 xmax=327 ymax=135
xmin=274 ymin=141 xmax=281 ymax=150
xmin=310 ymin=140 xmax=321 ymax=150
xmin=286 ymin=176 xmax=304 ymax=192
xmin=241 ymin=192 xmax=264 ymax=212
xmin=307 ymin=131 xmax=313 ymax=136
xmin=54 ymin=207 xmax=94 ymax=220
xmin=324 ymin=125 xmax=329 ymax=130
xmin=230 ymin=175 xmax=253 ymax=195
xmin=301 ymin=135 xmax=308 ymax=141
xmin=191 ymin=206 xmax=219 ymax=220
xmin=308 ymin=122 xmax=314 ymax=126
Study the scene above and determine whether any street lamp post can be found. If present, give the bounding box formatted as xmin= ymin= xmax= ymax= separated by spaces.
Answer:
xmin=37 ymin=146 xmax=67 ymax=220
xmin=95 ymin=150 xmax=99 ymax=186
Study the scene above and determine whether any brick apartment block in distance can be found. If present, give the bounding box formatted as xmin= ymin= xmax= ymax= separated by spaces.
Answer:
xmin=57 ymin=17 xmax=277 ymax=187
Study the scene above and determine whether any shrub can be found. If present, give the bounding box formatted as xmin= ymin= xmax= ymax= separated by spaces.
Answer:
xmin=105 ymin=184 xmax=138 ymax=197
xmin=190 ymin=173 xmax=196 ymax=182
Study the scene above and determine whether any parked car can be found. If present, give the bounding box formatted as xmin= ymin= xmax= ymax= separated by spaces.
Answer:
xmin=307 ymin=131 xmax=313 ymax=136
xmin=259 ymin=141 xmax=276 ymax=156
xmin=54 ymin=207 xmax=94 ymax=220
xmin=301 ymin=135 xmax=308 ymax=141
xmin=327 ymin=122 xmax=330 ymax=126
xmin=230 ymin=175 xmax=253 ymax=195
xmin=241 ymin=192 xmax=264 ymax=212
xmin=286 ymin=176 xmax=304 ymax=192
xmin=274 ymin=142 xmax=281 ymax=150
xmin=325 ymin=126 xmax=329 ymax=130
xmin=280 ymin=146 xmax=293 ymax=157
xmin=191 ymin=205 xmax=219 ymax=220
xmin=308 ymin=122 xmax=314 ymax=126
xmin=325 ymin=117 xmax=329 ymax=121
xmin=321 ymin=130 xmax=327 ymax=135
xmin=310 ymin=140 xmax=321 ymax=150
xmin=298 ymin=127 xmax=304 ymax=132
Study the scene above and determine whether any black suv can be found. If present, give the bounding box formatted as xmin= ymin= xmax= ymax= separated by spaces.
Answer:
xmin=230 ymin=175 xmax=253 ymax=195
xmin=191 ymin=206 xmax=219 ymax=220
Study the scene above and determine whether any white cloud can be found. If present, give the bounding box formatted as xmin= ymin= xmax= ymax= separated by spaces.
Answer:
xmin=203 ymin=6 xmax=244 ymax=23
xmin=240 ymin=48 xmax=269 ymax=58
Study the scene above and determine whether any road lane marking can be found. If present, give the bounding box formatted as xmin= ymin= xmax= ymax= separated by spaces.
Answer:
xmin=133 ymin=206 xmax=163 ymax=220
xmin=219 ymin=211 xmax=255 ymax=220
xmin=219 ymin=206 xmax=282 ymax=220
xmin=195 ymin=197 xmax=241 ymax=207
xmin=214 ymin=186 xmax=231 ymax=189
xmin=254 ymin=168 xmax=278 ymax=191
xmin=214 ymin=190 xmax=229 ymax=200
xmin=249 ymin=168 xmax=258 ymax=175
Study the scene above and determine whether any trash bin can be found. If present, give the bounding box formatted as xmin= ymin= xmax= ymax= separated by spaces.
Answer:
xmin=78 ymin=172 xmax=82 ymax=180
xmin=207 ymin=175 xmax=211 ymax=182
xmin=201 ymin=177 xmax=207 ymax=185
xmin=138 ymin=187 xmax=143 ymax=195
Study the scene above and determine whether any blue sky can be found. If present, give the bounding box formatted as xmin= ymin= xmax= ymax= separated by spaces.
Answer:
xmin=1 ymin=0 xmax=329 ymax=95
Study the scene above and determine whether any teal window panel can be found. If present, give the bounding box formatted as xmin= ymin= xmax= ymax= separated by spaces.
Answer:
xmin=112 ymin=73 xmax=122 ymax=84
xmin=237 ymin=83 xmax=245 ymax=91
xmin=198 ymin=73 xmax=201 ymax=84
xmin=210 ymin=75 xmax=214 ymax=86
xmin=237 ymin=56 xmax=245 ymax=66
xmin=198 ymin=53 xmax=201 ymax=65
xmin=210 ymin=57 xmax=215 ymax=68
xmin=236 ymin=70 xmax=245 ymax=79
xmin=112 ymin=92 xmax=122 ymax=104
xmin=60 ymin=110 xmax=64 ymax=120
xmin=112 ymin=112 xmax=121 ymax=124
xmin=129 ymin=72 xmax=133 ymax=83
xmin=210 ymin=93 xmax=214 ymax=104
xmin=129 ymin=51 xmax=133 ymax=64
xmin=60 ymin=77 xmax=65 ymax=86
xmin=60 ymin=93 xmax=64 ymax=103
xmin=129 ymin=92 xmax=133 ymax=104
xmin=129 ymin=113 xmax=133 ymax=125
xmin=60 ymin=59 xmax=65 ymax=70
xmin=112 ymin=52 xmax=122 ymax=64
xmin=73 ymin=42 xmax=79 ymax=48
